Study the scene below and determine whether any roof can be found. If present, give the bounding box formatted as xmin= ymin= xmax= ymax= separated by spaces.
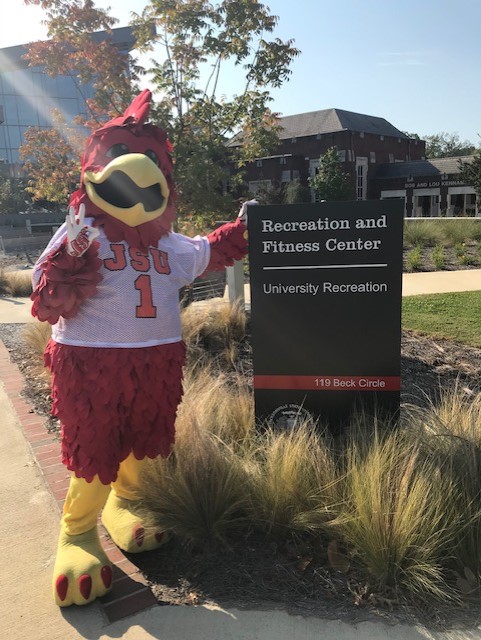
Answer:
xmin=375 ymin=155 xmax=474 ymax=179
xmin=278 ymin=108 xmax=410 ymax=139
xmin=0 ymin=27 xmax=136 ymax=72
xmin=227 ymin=108 xmax=410 ymax=147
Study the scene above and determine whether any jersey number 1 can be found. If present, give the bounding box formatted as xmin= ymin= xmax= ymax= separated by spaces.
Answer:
xmin=134 ymin=274 xmax=157 ymax=318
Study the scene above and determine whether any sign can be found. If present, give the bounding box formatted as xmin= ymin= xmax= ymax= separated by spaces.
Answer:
xmin=247 ymin=200 xmax=404 ymax=433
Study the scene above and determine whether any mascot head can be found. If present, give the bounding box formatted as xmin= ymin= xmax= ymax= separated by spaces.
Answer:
xmin=70 ymin=89 xmax=176 ymax=250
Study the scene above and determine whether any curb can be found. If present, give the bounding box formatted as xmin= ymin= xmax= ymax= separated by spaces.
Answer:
xmin=0 ymin=339 xmax=158 ymax=623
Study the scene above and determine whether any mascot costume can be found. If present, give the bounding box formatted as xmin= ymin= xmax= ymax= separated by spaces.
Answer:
xmin=31 ymin=89 xmax=250 ymax=607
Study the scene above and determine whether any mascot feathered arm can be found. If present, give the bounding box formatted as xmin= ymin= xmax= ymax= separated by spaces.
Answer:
xmin=31 ymin=206 xmax=103 ymax=324
xmin=203 ymin=199 xmax=254 ymax=272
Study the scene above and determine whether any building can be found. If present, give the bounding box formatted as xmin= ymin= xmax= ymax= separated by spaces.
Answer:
xmin=372 ymin=156 xmax=477 ymax=217
xmin=0 ymin=27 xmax=136 ymax=177
xmin=228 ymin=108 xmax=426 ymax=202
xmin=229 ymin=108 xmax=480 ymax=217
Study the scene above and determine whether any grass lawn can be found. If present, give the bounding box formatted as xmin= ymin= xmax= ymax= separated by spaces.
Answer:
xmin=402 ymin=290 xmax=481 ymax=348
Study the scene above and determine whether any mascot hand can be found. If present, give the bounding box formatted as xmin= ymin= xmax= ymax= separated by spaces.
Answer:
xmin=238 ymin=199 xmax=258 ymax=226
xmin=66 ymin=204 xmax=100 ymax=257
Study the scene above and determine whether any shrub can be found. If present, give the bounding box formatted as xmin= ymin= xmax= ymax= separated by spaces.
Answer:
xmin=406 ymin=245 xmax=423 ymax=271
xmin=431 ymin=244 xmax=446 ymax=270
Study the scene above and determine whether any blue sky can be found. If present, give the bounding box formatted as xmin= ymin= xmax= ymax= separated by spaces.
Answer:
xmin=2 ymin=0 xmax=481 ymax=144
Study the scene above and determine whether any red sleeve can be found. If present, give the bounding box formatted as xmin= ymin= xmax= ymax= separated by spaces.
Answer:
xmin=204 ymin=217 xmax=248 ymax=272
xmin=30 ymin=240 xmax=103 ymax=324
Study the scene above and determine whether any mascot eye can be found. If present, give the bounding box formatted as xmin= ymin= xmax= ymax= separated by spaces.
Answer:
xmin=106 ymin=143 xmax=130 ymax=158
xmin=144 ymin=149 xmax=159 ymax=165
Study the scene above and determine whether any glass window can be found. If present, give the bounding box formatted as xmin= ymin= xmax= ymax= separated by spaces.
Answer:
xmin=41 ymin=74 xmax=58 ymax=95
xmin=57 ymin=98 xmax=80 ymax=123
xmin=57 ymin=75 xmax=77 ymax=98
xmin=6 ymin=125 xmax=22 ymax=148
xmin=4 ymin=96 xmax=18 ymax=124
xmin=17 ymin=98 xmax=37 ymax=126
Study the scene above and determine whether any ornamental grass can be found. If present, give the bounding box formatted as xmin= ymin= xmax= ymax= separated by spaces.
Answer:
xmin=20 ymin=296 xmax=481 ymax=607
xmin=0 ymin=268 xmax=33 ymax=296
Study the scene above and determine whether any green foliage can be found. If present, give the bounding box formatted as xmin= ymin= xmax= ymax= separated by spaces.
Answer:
xmin=424 ymin=131 xmax=477 ymax=159
xmin=431 ymin=244 xmax=446 ymax=270
xmin=250 ymin=179 xmax=311 ymax=206
xmin=402 ymin=291 xmax=481 ymax=347
xmin=0 ymin=176 xmax=31 ymax=213
xmin=283 ymin=178 xmax=311 ymax=204
xmin=405 ymin=246 xmax=423 ymax=271
xmin=131 ymin=0 xmax=300 ymax=221
xmin=459 ymin=151 xmax=481 ymax=202
xmin=308 ymin=147 xmax=353 ymax=202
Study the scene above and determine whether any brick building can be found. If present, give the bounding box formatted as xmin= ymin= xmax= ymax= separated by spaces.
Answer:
xmin=372 ymin=155 xmax=477 ymax=217
xmin=228 ymin=109 xmax=480 ymax=217
xmin=228 ymin=108 xmax=426 ymax=202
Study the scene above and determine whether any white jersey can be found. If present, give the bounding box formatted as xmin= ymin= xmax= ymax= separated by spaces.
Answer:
xmin=33 ymin=218 xmax=211 ymax=347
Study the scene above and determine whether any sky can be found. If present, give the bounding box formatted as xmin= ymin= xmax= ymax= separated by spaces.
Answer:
xmin=1 ymin=0 xmax=481 ymax=144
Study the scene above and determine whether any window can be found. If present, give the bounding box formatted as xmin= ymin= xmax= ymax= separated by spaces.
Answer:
xmin=281 ymin=170 xmax=291 ymax=183
xmin=369 ymin=151 xmax=376 ymax=163
xmin=291 ymin=137 xmax=297 ymax=144
xmin=256 ymin=159 xmax=263 ymax=167
xmin=356 ymin=158 xmax=368 ymax=201
xmin=248 ymin=180 xmax=271 ymax=194
xmin=359 ymin=131 xmax=364 ymax=138
xmin=279 ymin=156 xmax=287 ymax=165
xmin=337 ymin=150 xmax=346 ymax=162
xmin=389 ymin=153 xmax=394 ymax=163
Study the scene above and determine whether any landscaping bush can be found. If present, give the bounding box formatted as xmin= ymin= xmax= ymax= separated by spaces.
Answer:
xmin=406 ymin=245 xmax=423 ymax=271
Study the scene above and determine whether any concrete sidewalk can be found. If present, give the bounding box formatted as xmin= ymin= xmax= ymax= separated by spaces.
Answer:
xmin=1 ymin=269 xmax=481 ymax=639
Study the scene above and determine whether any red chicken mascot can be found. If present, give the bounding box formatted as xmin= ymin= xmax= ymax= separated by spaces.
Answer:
xmin=31 ymin=89 xmax=249 ymax=607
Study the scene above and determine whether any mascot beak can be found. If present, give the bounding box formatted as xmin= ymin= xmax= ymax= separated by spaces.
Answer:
xmin=83 ymin=153 xmax=170 ymax=227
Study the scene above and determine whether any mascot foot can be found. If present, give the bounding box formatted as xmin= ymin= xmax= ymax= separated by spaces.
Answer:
xmin=101 ymin=491 xmax=168 ymax=553
xmin=53 ymin=526 xmax=113 ymax=607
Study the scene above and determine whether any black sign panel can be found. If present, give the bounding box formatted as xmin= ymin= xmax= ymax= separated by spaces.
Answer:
xmin=247 ymin=200 xmax=404 ymax=432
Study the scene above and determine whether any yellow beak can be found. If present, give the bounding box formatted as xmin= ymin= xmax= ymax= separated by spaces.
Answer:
xmin=84 ymin=153 xmax=170 ymax=227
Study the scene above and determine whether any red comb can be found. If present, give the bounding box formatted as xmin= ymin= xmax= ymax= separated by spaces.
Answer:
xmin=123 ymin=89 xmax=152 ymax=125
xmin=95 ymin=90 xmax=153 ymax=132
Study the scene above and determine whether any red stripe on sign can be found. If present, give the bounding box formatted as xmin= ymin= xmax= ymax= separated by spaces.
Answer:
xmin=254 ymin=375 xmax=400 ymax=391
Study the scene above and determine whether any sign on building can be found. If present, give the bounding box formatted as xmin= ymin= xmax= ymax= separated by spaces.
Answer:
xmin=247 ymin=200 xmax=404 ymax=432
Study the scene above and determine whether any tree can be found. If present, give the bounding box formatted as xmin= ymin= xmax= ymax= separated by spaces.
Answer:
xmin=283 ymin=178 xmax=311 ymax=204
xmin=459 ymin=152 xmax=481 ymax=202
xmin=0 ymin=175 xmax=31 ymax=214
xmin=309 ymin=147 xmax=353 ymax=202
xmin=20 ymin=0 xmax=299 ymax=227
xmin=19 ymin=109 xmax=85 ymax=205
xmin=424 ymin=132 xmax=477 ymax=158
